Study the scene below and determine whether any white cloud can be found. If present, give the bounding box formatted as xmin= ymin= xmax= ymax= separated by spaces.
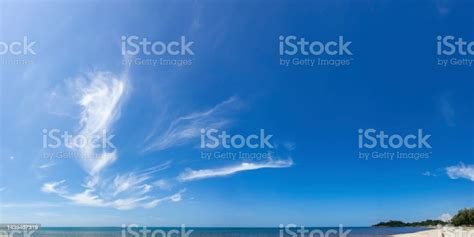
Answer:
xmin=110 ymin=164 xmax=169 ymax=197
xmin=439 ymin=95 xmax=455 ymax=127
xmin=178 ymin=159 xmax=293 ymax=182
xmin=62 ymin=188 xmax=148 ymax=210
xmin=39 ymin=68 xmax=293 ymax=212
xmin=83 ymin=175 xmax=101 ymax=190
xmin=38 ymin=163 xmax=56 ymax=169
xmin=65 ymin=189 xmax=105 ymax=207
xmin=89 ymin=152 xmax=118 ymax=176
xmin=109 ymin=162 xmax=171 ymax=197
xmin=143 ymin=96 xmax=241 ymax=152
xmin=41 ymin=162 xmax=174 ymax=210
xmin=422 ymin=171 xmax=436 ymax=177
xmin=41 ymin=70 xmax=181 ymax=210
xmin=110 ymin=197 xmax=149 ymax=210
xmin=75 ymin=72 xmax=126 ymax=176
xmin=439 ymin=213 xmax=452 ymax=222
xmin=153 ymin=179 xmax=171 ymax=190
xmin=446 ymin=163 xmax=474 ymax=181
xmin=41 ymin=179 xmax=182 ymax=210
xmin=143 ymin=189 xmax=185 ymax=209
xmin=41 ymin=180 xmax=66 ymax=195
xmin=283 ymin=142 xmax=296 ymax=151
xmin=112 ymin=173 xmax=149 ymax=197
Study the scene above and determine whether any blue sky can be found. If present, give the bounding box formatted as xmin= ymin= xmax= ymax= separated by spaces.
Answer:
xmin=0 ymin=0 xmax=473 ymax=227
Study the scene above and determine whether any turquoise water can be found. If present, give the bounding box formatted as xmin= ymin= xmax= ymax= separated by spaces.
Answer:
xmin=24 ymin=227 xmax=430 ymax=237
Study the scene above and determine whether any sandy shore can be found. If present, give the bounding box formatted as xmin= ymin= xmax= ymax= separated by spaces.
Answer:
xmin=391 ymin=227 xmax=473 ymax=237
xmin=391 ymin=229 xmax=439 ymax=237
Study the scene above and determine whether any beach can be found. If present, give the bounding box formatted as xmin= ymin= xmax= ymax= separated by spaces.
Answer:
xmin=391 ymin=227 xmax=473 ymax=237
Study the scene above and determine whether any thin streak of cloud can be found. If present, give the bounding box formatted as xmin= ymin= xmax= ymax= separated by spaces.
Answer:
xmin=422 ymin=171 xmax=437 ymax=177
xmin=178 ymin=158 xmax=293 ymax=182
xmin=143 ymin=96 xmax=241 ymax=153
xmin=439 ymin=95 xmax=455 ymax=127
xmin=143 ymin=189 xmax=185 ymax=209
xmin=37 ymin=163 xmax=57 ymax=169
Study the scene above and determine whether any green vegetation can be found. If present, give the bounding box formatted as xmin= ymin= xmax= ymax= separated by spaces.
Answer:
xmin=451 ymin=208 xmax=474 ymax=226
xmin=373 ymin=220 xmax=446 ymax=227
xmin=373 ymin=208 xmax=474 ymax=227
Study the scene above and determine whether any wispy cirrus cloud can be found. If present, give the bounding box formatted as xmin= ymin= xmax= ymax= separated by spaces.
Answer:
xmin=74 ymin=71 xmax=126 ymax=176
xmin=41 ymin=180 xmax=67 ymax=195
xmin=438 ymin=94 xmax=455 ymax=127
xmin=446 ymin=163 xmax=474 ymax=181
xmin=65 ymin=189 xmax=106 ymax=207
xmin=37 ymin=163 xmax=57 ymax=169
xmin=110 ymin=162 xmax=171 ymax=197
xmin=143 ymin=96 xmax=242 ymax=153
xmin=178 ymin=158 xmax=293 ymax=182
xmin=42 ymin=70 xmax=183 ymax=210
xmin=41 ymin=70 xmax=292 ymax=210
xmin=42 ymin=167 xmax=183 ymax=211
xmin=153 ymin=179 xmax=172 ymax=190
xmin=422 ymin=171 xmax=437 ymax=177
xmin=143 ymin=189 xmax=185 ymax=209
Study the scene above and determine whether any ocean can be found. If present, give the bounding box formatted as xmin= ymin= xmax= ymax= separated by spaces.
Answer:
xmin=22 ymin=227 xmax=430 ymax=237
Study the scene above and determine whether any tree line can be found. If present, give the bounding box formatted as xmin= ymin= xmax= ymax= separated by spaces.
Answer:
xmin=373 ymin=208 xmax=474 ymax=227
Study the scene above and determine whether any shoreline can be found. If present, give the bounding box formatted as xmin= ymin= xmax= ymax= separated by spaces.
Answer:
xmin=391 ymin=227 xmax=474 ymax=237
